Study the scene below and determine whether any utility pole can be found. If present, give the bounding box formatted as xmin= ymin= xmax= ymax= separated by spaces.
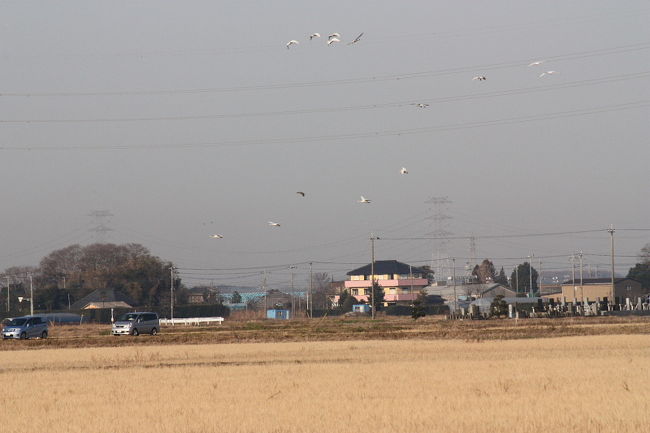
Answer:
xmin=169 ymin=266 xmax=175 ymax=325
xmin=538 ymin=259 xmax=543 ymax=295
xmin=309 ymin=262 xmax=313 ymax=318
xmin=29 ymin=274 xmax=34 ymax=316
xmin=370 ymin=234 xmax=376 ymax=320
xmin=528 ymin=255 xmax=533 ymax=298
xmin=452 ymin=257 xmax=457 ymax=314
xmin=608 ymin=225 xmax=616 ymax=305
xmin=513 ymin=264 xmax=519 ymax=314
xmin=570 ymin=255 xmax=577 ymax=302
xmin=289 ymin=265 xmax=296 ymax=315
xmin=6 ymin=276 xmax=10 ymax=312
xmin=579 ymin=251 xmax=584 ymax=306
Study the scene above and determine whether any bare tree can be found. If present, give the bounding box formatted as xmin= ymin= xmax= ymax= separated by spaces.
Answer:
xmin=311 ymin=272 xmax=334 ymax=310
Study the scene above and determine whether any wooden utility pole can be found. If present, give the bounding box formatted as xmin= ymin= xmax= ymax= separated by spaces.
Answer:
xmin=169 ymin=266 xmax=175 ymax=325
xmin=452 ymin=257 xmax=457 ymax=314
xmin=370 ymin=234 xmax=376 ymax=320
xmin=309 ymin=262 xmax=313 ymax=318
xmin=29 ymin=273 xmax=34 ymax=316
xmin=608 ymin=225 xmax=616 ymax=304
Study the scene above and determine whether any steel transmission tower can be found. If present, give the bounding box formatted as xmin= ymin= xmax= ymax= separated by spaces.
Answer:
xmin=88 ymin=210 xmax=113 ymax=243
xmin=424 ymin=196 xmax=453 ymax=283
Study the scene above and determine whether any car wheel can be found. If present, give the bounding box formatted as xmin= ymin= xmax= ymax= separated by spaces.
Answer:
xmin=150 ymin=327 xmax=157 ymax=336
xmin=41 ymin=331 xmax=48 ymax=339
xmin=20 ymin=332 xmax=27 ymax=340
xmin=131 ymin=328 xmax=139 ymax=336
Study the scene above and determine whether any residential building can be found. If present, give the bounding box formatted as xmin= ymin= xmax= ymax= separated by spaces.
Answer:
xmin=426 ymin=282 xmax=514 ymax=306
xmin=560 ymin=278 xmax=644 ymax=302
xmin=187 ymin=288 xmax=206 ymax=304
xmin=341 ymin=260 xmax=429 ymax=305
xmin=70 ymin=288 xmax=135 ymax=310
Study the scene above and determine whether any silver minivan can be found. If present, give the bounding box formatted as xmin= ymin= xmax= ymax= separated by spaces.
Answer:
xmin=2 ymin=316 xmax=49 ymax=339
xmin=112 ymin=312 xmax=159 ymax=336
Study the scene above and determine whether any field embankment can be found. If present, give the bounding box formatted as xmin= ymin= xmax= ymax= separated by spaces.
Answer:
xmin=2 ymin=315 xmax=650 ymax=351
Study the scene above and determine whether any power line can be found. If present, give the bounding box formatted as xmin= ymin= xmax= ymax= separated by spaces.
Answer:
xmin=1 ymin=71 xmax=648 ymax=124
xmin=1 ymin=41 xmax=648 ymax=98
xmin=379 ymin=229 xmax=606 ymax=241
xmin=2 ymin=100 xmax=648 ymax=151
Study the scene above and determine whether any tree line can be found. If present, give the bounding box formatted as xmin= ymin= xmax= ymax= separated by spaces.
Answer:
xmin=1 ymin=243 xmax=177 ymax=313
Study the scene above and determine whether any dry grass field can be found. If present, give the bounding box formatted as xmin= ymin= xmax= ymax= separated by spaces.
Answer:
xmin=1 ymin=334 xmax=649 ymax=433
xmin=2 ymin=315 xmax=650 ymax=350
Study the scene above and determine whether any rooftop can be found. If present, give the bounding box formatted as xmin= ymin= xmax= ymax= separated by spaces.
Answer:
xmin=561 ymin=278 xmax=637 ymax=285
xmin=347 ymin=260 xmax=425 ymax=276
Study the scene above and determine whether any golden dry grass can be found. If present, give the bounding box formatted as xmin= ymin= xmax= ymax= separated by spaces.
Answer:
xmin=1 ymin=335 xmax=649 ymax=433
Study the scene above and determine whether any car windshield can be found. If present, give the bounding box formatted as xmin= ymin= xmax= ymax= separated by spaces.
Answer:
xmin=7 ymin=318 xmax=27 ymax=326
xmin=117 ymin=313 xmax=139 ymax=322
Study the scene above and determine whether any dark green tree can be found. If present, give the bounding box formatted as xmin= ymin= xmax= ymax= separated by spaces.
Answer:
xmin=494 ymin=267 xmax=509 ymax=286
xmin=419 ymin=265 xmax=435 ymax=284
xmin=340 ymin=292 xmax=356 ymax=312
xmin=627 ymin=244 xmax=650 ymax=289
xmin=371 ymin=281 xmax=385 ymax=311
xmin=338 ymin=289 xmax=349 ymax=308
xmin=490 ymin=295 xmax=508 ymax=318
xmin=411 ymin=290 xmax=427 ymax=320
xmin=510 ymin=262 xmax=539 ymax=296
xmin=231 ymin=291 xmax=242 ymax=303
xmin=627 ymin=263 xmax=650 ymax=289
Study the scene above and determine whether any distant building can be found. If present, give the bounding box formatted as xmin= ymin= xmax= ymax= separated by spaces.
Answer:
xmin=340 ymin=260 xmax=429 ymax=305
xmin=426 ymin=283 xmax=514 ymax=305
xmin=266 ymin=309 xmax=290 ymax=320
xmin=560 ymin=278 xmax=645 ymax=302
xmin=187 ymin=288 xmax=206 ymax=304
xmin=70 ymin=288 xmax=135 ymax=310
xmin=352 ymin=304 xmax=372 ymax=314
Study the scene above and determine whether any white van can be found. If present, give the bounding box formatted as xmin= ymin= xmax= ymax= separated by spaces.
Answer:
xmin=112 ymin=312 xmax=159 ymax=336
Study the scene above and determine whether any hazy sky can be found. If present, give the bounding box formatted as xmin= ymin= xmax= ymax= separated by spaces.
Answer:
xmin=1 ymin=1 xmax=649 ymax=289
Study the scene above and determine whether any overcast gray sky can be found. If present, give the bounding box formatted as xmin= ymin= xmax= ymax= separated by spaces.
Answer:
xmin=0 ymin=0 xmax=648 ymax=288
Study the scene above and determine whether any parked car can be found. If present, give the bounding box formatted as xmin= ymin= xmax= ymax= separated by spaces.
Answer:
xmin=112 ymin=312 xmax=159 ymax=336
xmin=2 ymin=316 xmax=49 ymax=339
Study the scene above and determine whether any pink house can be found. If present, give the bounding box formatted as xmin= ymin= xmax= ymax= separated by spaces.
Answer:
xmin=336 ymin=260 xmax=429 ymax=306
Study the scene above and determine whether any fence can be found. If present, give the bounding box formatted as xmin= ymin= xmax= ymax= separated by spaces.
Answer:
xmin=159 ymin=317 xmax=224 ymax=326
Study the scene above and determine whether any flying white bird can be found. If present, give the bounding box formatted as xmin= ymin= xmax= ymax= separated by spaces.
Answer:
xmin=528 ymin=60 xmax=544 ymax=67
xmin=358 ymin=196 xmax=371 ymax=204
xmin=328 ymin=33 xmax=341 ymax=40
xmin=209 ymin=234 xmax=224 ymax=239
xmin=309 ymin=33 xmax=321 ymax=40
xmin=472 ymin=76 xmax=487 ymax=81
xmin=539 ymin=71 xmax=557 ymax=78
xmin=296 ymin=191 xmax=305 ymax=197
xmin=268 ymin=221 xmax=281 ymax=227
xmin=400 ymin=167 xmax=408 ymax=175
xmin=327 ymin=38 xmax=341 ymax=45
xmin=286 ymin=40 xmax=299 ymax=49
xmin=347 ymin=32 xmax=364 ymax=45
xmin=412 ymin=103 xmax=429 ymax=108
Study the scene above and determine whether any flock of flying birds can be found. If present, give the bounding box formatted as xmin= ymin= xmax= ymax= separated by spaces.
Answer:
xmin=208 ymin=166 xmax=409 ymax=239
xmin=286 ymin=32 xmax=364 ymax=49
xmin=207 ymin=34 xmax=558 ymax=239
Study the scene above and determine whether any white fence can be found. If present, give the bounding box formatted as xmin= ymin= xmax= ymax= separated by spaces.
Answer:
xmin=159 ymin=317 xmax=224 ymax=326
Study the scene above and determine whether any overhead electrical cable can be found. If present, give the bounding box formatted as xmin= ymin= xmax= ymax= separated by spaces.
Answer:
xmin=2 ymin=100 xmax=648 ymax=151
xmin=1 ymin=42 xmax=648 ymax=97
